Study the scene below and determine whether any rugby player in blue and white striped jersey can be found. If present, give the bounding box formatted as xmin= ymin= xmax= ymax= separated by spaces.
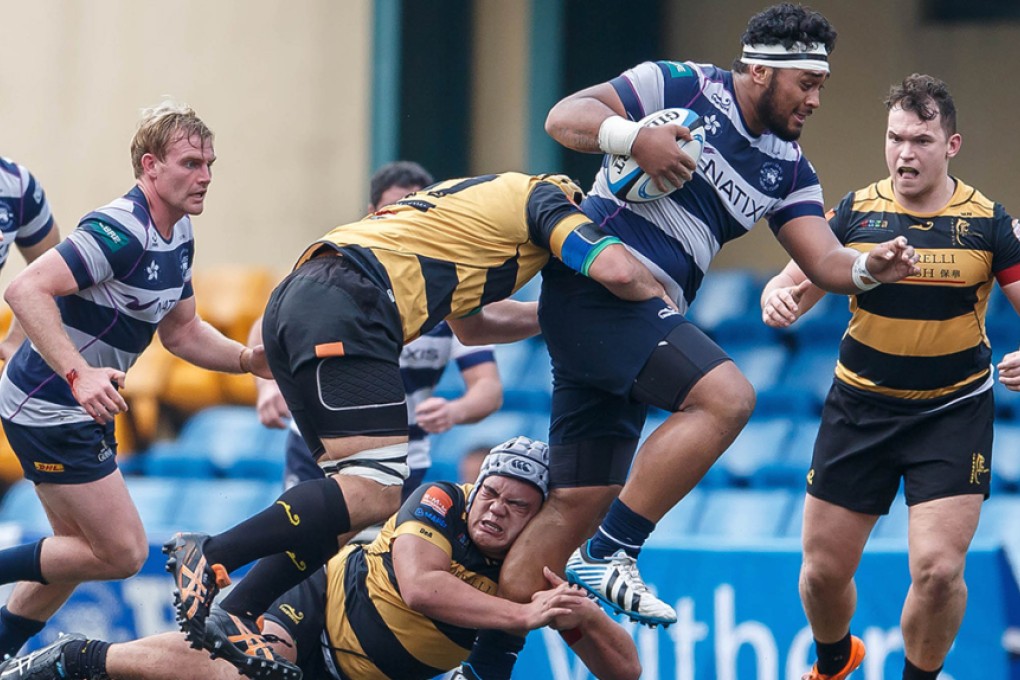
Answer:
xmin=0 ymin=100 xmax=272 ymax=658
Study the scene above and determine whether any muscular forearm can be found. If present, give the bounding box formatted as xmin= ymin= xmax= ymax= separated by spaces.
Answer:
xmin=404 ymin=573 xmax=529 ymax=631
xmin=798 ymin=247 xmax=861 ymax=295
xmin=570 ymin=615 xmax=642 ymax=680
xmin=587 ymin=243 xmax=674 ymax=306
xmin=451 ymin=378 xmax=503 ymax=425
xmin=160 ymin=317 xmax=247 ymax=373
xmin=546 ymin=97 xmax=618 ymax=154
xmin=449 ymin=300 xmax=539 ymax=345
xmin=5 ymin=285 xmax=88 ymax=376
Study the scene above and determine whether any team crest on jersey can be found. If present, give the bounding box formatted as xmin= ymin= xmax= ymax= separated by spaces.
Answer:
xmin=1012 ymin=218 xmax=1020 ymax=241
xmin=759 ymin=162 xmax=783 ymax=191
xmin=33 ymin=184 xmax=43 ymax=204
xmin=179 ymin=249 xmax=191 ymax=277
xmin=0 ymin=202 xmax=12 ymax=228
xmin=703 ymin=114 xmax=722 ymax=135
xmin=146 ymin=260 xmax=160 ymax=281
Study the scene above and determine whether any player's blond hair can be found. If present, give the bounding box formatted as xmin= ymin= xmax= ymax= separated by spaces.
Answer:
xmin=130 ymin=98 xmax=214 ymax=178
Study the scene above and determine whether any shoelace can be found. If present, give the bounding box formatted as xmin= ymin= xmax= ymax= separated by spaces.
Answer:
xmin=610 ymin=554 xmax=652 ymax=594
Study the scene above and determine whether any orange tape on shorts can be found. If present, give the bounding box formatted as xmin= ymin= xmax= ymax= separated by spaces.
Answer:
xmin=315 ymin=342 xmax=345 ymax=358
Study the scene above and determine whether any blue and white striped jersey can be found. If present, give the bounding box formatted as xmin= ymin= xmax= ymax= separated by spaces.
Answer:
xmin=0 ymin=157 xmax=55 ymax=268
xmin=402 ymin=321 xmax=494 ymax=470
xmin=0 ymin=185 xmax=195 ymax=426
xmin=585 ymin=60 xmax=826 ymax=313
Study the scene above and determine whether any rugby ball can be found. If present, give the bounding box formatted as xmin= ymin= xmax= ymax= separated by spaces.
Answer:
xmin=604 ymin=108 xmax=706 ymax=203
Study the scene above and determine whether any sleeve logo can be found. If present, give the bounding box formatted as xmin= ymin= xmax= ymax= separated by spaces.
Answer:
xmin=86 ymin=221 xmax=130 ymax=253
xmin=420 ymin=486 xmax=453 ymax=518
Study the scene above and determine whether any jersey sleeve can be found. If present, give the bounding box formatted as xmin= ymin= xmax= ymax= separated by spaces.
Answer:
xmin=392 ymin=481 xmax=466 ymax=557
xmin=609 ymin=60 xmax=702 ymax=121
xmin=14 ymin=168 xmax=54 ymax=248
xmin=526 ymin=180 xmax=620 ymax=276
xmin=992 ymin=205 xmax=1020 ymax=286
xmin=450 ymin=333 xmax=495 ymax=372
xmin=766 ymin=156 xmax=826 ymax=233
xmin=55 ymin=214 xmax=145 ymax=291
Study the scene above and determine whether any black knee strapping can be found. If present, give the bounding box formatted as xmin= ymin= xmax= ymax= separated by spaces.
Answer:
xmin=631 ymin=323 xmax=731 ymax=411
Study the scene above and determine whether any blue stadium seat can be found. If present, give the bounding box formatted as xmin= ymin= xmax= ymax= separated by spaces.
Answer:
xmin=717 ymin=418 xmax=794 ymax=487
xmin=143 ymin=406 xmax=280 ymax=479
xmin=686 ymin=270 xmax=759 ymax=336
xmin=126 ymin=476 xmax=183 ymax=538
xmin=0 ymin=481 xmax=49 ymax=534
xmin=435 ymin=339 xmax=552 ymax=412
xmin=691 ymin=489 xmax=795 ymax=539
xmin=725 ymin=343 xmax=789 ymax=395
xmin=755 ymin=417 xmax=819 ymax=489
xmin=503 ymin=341 xmax=553 ymax=413
xmin=223 ymin=426 xmax=289 ymax=481
xmin=646 ymin=488 xmax=705 ymax=546
xmin=167 ymin=479 xmax=280 ymax=535
xmin=992 ymin=423 xmax=1020 ymax=493
xmin=778 ymin=347 xmax=838 ymax=413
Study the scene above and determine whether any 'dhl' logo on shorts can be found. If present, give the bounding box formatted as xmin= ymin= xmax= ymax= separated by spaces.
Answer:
xmin=34 ymin=462 xmax=64 ymax=474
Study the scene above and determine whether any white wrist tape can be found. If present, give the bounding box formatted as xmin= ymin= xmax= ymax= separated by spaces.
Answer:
xmin=598 ymin=115 xmax=642 ymax=156
xmin=851 ymin=251 xmax=880 ymax=292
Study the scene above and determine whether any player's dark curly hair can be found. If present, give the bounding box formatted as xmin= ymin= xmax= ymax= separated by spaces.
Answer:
xmin=885 ymin=73 xmax=957 ymax=136
xmin=732 ymin=3 xmax=837 ymax=73
xmin=369 ymin=161 xmax=434 ymax=208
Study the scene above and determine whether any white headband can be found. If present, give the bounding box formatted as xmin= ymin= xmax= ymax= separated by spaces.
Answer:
xmin=740 ymin=42 xmax=829 ymax=73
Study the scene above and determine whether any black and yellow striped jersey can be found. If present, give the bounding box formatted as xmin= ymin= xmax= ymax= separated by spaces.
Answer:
xmin=323 ymin=481 xmax=499 ymax=679
xmin=296 ymin=172 xmax=590 ymax=342
xmin=828 ymin=177 xmax=1020 ymax=408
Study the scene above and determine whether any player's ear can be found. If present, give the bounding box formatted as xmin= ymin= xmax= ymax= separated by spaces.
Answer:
xmin=946 ymin=133 xmax=962 ymax=159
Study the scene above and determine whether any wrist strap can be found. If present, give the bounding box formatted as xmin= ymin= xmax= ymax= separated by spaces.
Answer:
xmin=239 ymin=347 xmax=250 ymax=373
xmin=598 ymin=116 xmax=642 ymax=156
xmin=851 ymin=251 xmax=880 ymax=292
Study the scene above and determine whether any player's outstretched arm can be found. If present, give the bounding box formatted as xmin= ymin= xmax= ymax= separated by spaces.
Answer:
xmin=586 ymin=242 xmax=676 ymax=309
xmin=543 ymin=567 xmax=642 ymax=680
xmin=777 ymin=216 xmax=919 ymax=294
xmin=392 ymin=534 xmax=588 ymax=632
xmin=157 ymin=296 xmax=271 ymax=378
xmin=448 ymin=300 xmax=539 ymax=346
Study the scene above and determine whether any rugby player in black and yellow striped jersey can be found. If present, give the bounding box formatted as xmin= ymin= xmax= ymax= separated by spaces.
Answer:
xmin=762 ymin=74 xmax=1020 ymax=680
xmin=4 ymin=438 xmax=640 ymax=680
xmin=162 ymin=172 xmax=670 ymax=679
